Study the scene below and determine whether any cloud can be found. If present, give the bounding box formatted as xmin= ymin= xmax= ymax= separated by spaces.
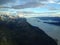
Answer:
xmin=0 ymin=0 xmax=47 ymax=5
xmin=0 ymin=0 xmax=60 ymax=6
xmin=57 ymin=2 xmax=60 ymax=4
xmin=11 ymin=1 xmax=47 ymax=9
xmin=19 ymin=0 xmax=47 ymax=2
xmin=16 ymin=11 xmax=35 ymax=14
xmin=0 ymin=0 xmax=60 ymax=9
xmin=0 ymin=6 xmax=11 ymax=8
xmin=0 ymin=0 xmax=15 ymax=5
xmin=0 ymin=0 xmax=48 ymax=6
xmin=40 ymin=0 xmax=60 ymax=4
xmin=48 ymin=0 xmax=60 ymax=4
xmin=48 ymin=0 xmax=55 ymax=3
xmin=48 ymin=7 xmax=58 ymax=10
xmin=11 ymin=0 xmax=60 ymax=9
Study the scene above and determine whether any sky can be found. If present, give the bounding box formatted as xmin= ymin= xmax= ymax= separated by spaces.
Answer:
xmin=0 ymin=0 xmax=60 ymax=17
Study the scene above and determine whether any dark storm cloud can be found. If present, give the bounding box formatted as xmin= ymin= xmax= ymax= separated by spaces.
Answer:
xmin=0 ymin=0 xmax=15 ymax=5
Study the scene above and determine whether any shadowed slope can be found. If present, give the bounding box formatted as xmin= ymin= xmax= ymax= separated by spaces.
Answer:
xmin=0 ymin=18 xmax=57 ymax=45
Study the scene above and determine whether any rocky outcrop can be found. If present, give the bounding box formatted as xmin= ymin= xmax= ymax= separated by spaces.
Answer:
xmin=0 ymin=18 xmax=57 ymax=45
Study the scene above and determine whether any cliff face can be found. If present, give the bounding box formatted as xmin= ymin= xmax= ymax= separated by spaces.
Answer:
xmin=0 ymin=18 xmax=57 ymax=45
